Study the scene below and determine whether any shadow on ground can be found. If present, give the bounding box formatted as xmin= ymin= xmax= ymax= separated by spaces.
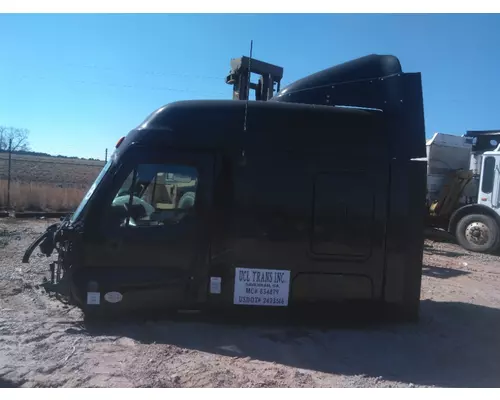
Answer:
xmin=424 ymin=243 xmax=465 ymax=259
xmin=69 ymin=300 xmax=500 ymax=388
xmin=424 ymin=228 xmax=456 ymax=244
xmin=0 ymin=377 xmax=23 ymax=388
xmin=422 ymin=264 xmax=470 ymax=279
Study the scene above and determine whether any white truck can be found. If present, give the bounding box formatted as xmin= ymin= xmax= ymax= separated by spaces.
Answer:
xmin=426 ymin=130 xmax=500 ymax=253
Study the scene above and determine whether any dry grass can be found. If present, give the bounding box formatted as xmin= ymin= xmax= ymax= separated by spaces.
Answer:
xmin=0 ymin=180 xmax=88 ymax=212
xmin=0 ymin=153 xmax=104 ymax=212
xmin=0 ymin=153 xmax=104 ymax=185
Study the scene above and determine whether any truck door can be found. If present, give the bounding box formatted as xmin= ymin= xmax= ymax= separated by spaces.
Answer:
xmin=80 ymin=148 xmax=214 ymax=311
xmin=478 ymin=155 xmax=500 ymax=212
xmin=493 ymin=155 xmax=500 ymax=210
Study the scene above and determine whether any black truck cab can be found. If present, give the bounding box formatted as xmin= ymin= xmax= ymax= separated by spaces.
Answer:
xmin=23 ymin=54 xmax=427 ymax=320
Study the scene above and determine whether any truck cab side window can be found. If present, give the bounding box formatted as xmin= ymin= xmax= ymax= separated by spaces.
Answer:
xmin=481 ymin=157 xmax=495 ymax=194
xmin=109 ymin=164 xmax=198 ymax=227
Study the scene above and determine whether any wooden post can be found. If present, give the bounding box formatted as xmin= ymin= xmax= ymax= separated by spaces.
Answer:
xmin=7 ymin=138 xmax=12 ymax=209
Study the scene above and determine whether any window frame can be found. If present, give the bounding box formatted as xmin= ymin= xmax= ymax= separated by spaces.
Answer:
xmin=481 ymin=156 xmax=496 ymax=195
xmin=107 ymin=162 xmax=200 ymax=229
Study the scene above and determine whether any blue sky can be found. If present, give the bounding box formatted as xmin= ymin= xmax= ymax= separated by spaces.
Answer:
xmin=0 ymin=13 xmax=499 ymax=160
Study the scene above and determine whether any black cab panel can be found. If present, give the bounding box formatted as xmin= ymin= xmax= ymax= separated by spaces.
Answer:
xmin=23 ymin=54 xmax=426 ymax=321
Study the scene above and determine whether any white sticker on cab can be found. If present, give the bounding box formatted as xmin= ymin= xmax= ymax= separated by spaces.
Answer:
xmin=87 ymin=292 xmax=100 ymax=305
xmin=104 ymin=291 xmax=123 ymax=303
xmin=233 ymin=268 xmax=290 ymax=307
xmin=210 ymin=277 xmax=222 ymax=294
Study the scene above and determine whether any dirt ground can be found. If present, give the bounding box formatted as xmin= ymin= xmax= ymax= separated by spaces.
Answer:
xmin=1 ymin=218 xmax=500 ymax=388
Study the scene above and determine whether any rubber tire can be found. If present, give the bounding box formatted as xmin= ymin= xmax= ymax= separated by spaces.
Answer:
xmin=455 ymin=213 xmax=500 ymax=254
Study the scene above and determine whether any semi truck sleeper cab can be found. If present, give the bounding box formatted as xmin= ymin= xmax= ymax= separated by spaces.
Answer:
xmin=23 ymin=54 xmax=427 ymax=321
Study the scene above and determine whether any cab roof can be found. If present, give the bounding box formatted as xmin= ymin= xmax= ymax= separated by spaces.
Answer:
xmin=117 ymin=54 xmax=425 ymax=160
xmin=138 ymin=99 xmax=380 ymax=131
xmin=119 ymin=99 xmax=386 ymax=156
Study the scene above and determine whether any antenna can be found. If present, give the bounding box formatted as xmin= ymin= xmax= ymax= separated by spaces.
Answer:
xmin=239 ymin=40 xmax=253 ymax=166
xmin=243 ymin=40 xmax=253 ymax=133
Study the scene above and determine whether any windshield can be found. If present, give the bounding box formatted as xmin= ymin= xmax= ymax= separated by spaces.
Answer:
xmin=70 ymin=158 xmax=113 ymax=222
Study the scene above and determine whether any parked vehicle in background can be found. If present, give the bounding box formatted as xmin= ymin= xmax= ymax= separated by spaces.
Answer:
xmin=425 ymin=130 xmax=500 ymax=254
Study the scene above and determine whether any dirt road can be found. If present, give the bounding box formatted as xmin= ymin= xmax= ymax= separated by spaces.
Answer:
xmin=1 ymin=218 xmax=499 ymax=388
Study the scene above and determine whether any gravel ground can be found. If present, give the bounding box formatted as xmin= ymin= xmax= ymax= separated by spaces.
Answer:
xmin=1 ymin=219 xmax=500 ymax=388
